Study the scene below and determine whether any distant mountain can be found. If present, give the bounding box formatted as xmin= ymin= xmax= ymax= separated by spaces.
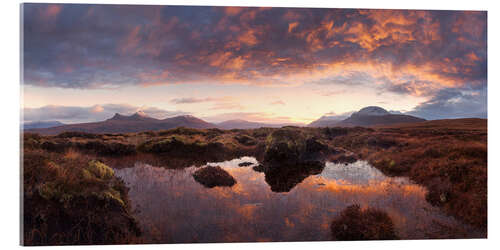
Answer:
xmin=23 ymin=121 xmax=64 ymax=130
xmin=217 ymin=119 xmax=304 ymax=129
xmin=26 ymin=112 xmax=217 ymax=135
xmin=337 ymin=106 xmax=425 ymax=127
xmin=161 ymin=115 xmax=217 ymax=129
xmin=107 ymin=111 xmax=158 ymax=122
xmin=307 ymin=117 xmax=342 ymax=127
xmin=308 ymin=106 xmax=425 ymax=127
xmin=354 ymin=106 xmax=391 ymax=116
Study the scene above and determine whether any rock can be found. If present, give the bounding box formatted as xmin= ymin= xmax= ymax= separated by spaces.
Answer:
xmin=238 ymin=162 xmax=253 ymax=167
xmin=192 ymin=166 xmax=236 ymax=188
xmin=331 ymin=154 xmax=358 ymax=164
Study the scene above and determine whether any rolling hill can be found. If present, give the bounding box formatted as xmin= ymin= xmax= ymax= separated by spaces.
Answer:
xmin=23 ymin=121 xmax=65 ymax=130
xmin=26 ymin=112 xmax=217 ymax=135
xmin=307 ymin=117 xmax=342 ymax=127
xmin=25 ymin=106 xmax=427 ymax=134
xmin=309 ymin=106 xmax=425 ymax=127
xmin=216 ymin=119 xmax=304 ymax=129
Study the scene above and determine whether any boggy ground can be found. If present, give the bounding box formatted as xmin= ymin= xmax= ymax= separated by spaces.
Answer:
xmin=22 ymin=118 xmax=487 ymax=243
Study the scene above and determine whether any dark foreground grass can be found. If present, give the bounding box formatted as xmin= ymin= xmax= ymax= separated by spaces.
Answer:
xmin=22 ymin=149 xmax=141 ymax=245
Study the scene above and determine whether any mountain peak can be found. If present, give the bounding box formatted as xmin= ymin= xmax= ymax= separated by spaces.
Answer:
xmin=108 ymin=112 xmax=155 ymax=121
xmin=135 ymin=110 xmax=148 ymax=117
xmin=354 ymin=106 xmax=390 ymax=116
xmin=110 ymin=113 xmax=125 ymax=120
xmin=130 ymin=110 xmax=150 ymax=118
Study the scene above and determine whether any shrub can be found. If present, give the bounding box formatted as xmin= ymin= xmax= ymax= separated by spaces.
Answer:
xmin=365 ymin=136 xmax=398 ymax=149
xmin=86 ymin=160 xmax=114 ymax=180
xmin=23 ymin=134 xmax=42 ymax=150
xmin=264 ymin=128 xmax=306 ymax=165
xmin=23 ymin=151 xmax=140 ymax=245
xmin=330 ymin=204 xmax=397 ymax=241
xmin=234 ymin=134 xmax=257 ymax=146
xmin=56 ymin=131 xmax=100 ymax=139
xmin=23 ymin=132 xmax=42 ymax=140
xmin=40 ymin=140 xmax=72 ymax=153
xmin=251 ymin=127 xmax=274 ymax=138
xmin=76 ymin=141 xmax=136 ymax=156
xmin=323 ymin=127 xmax=349 ymax=137
xmin=158 ymin=127 xmax=206 ymax=136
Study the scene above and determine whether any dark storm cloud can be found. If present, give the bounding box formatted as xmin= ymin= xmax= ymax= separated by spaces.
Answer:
xmin=406 ymin=86 xmax=487 ymax=120
xmin=22 ymin=4 xmax=486 ymax=97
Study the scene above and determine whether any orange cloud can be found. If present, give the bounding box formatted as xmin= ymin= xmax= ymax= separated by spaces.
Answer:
xmin=226 ymin=56 xmax=246 ymax=70
xmin=119 ymin=25 xmax=141 ymax=54
xmin=238 ymin=29 xmax=259 ymax=46
xmin=288 ymin=22 xmax=299 ymax=33
xmin=25 ymin=5 xmax=486 ymax=100
xmin=42 ymin=4 xmax=62 ymax=20
xmin=467 ymin=52 xmax=480 ymax=62
xmin=224 ymin=7 xmax=243 ymax=16
xmin=208 ymin=51 xmax=233 ymax=67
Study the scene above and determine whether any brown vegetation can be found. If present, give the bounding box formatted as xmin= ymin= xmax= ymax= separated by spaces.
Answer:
xmin=330 ymin=205 xmax=398 ymax=241
xmin=192 ymin=166 xmax=237 ymax=188
xmin=334 ymin=119 xmax=487 ymax=230
xmin=22 ymin=118 xmax=487 ymax=243
xmin=22 ymin=150 xmax=141 ymax=245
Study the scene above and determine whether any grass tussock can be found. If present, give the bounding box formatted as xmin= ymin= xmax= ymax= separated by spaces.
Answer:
xmin=23 ymin=150 xmax=141 ymax=245
xmin=330 ymin=204 xmax=398 ymax=241
xmin=192 ymin=166 xmax=236 ymax=188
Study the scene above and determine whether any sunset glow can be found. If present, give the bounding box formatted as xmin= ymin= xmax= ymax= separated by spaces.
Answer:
xmin=22 ymin=4 xmax=487 ymax=124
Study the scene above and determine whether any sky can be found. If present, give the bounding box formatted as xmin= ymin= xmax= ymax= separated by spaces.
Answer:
xmin=22 ymin=4 xmax=487 ymax=124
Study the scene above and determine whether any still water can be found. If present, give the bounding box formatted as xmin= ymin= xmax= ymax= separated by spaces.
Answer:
xmin=114 ymin=157 xmax=480 ymax=243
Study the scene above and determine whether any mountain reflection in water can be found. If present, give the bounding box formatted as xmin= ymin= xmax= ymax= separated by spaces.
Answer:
xmin=114 ymin=157 xmax=480 ymax=243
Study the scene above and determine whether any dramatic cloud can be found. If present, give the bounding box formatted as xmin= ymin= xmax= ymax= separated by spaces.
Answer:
xmin=23 ymin=104 xmax=188 ymax=123
xmin=22 ymin=4 xmax=487 ymax=122
xmin=23 ymin=5 xmax=486 ymax=94
xmin=406 ymin=86 xmax=487 ymax=120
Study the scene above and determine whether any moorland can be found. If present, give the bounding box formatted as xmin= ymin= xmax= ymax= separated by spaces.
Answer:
xmin=22 ymin=118 xmax=487 ymax=244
